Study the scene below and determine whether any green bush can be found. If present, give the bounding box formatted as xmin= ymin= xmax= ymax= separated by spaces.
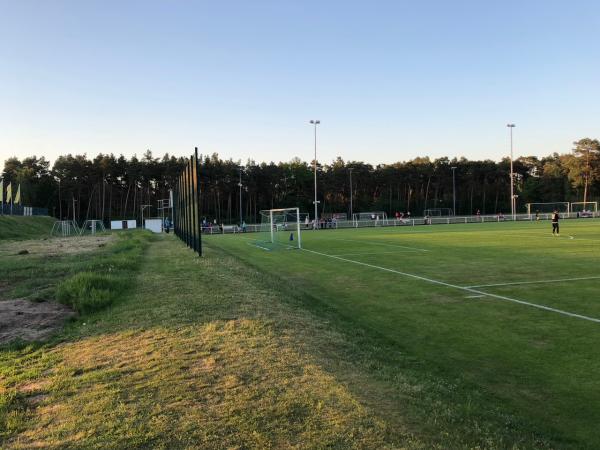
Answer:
xmin=54 ymin=231 xmax=152 ymax=315
xmin=56 ymin=272 xmax=124 ymax=314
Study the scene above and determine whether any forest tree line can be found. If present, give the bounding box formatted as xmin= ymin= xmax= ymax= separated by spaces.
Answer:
xmin=1 ymin=138 xmax=599 ymax=224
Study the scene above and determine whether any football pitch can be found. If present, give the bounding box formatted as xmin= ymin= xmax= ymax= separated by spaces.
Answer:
xmin=206 ymin=219 xmax=600 ymax=445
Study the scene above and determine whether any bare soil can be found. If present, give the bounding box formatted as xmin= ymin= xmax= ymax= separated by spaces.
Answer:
xmin=0 ymin=235 xmax=114 ymax=257
xmin=0 ymin=299 xmax=75 ymax=344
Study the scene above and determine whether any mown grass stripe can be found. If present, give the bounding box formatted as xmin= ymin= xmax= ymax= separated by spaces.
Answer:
xmin=302 ymin=248 xmax=600 ymax=324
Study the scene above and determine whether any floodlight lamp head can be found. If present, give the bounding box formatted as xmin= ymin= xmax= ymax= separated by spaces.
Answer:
xmin=507 ymin=123 xmax=515 ymax=128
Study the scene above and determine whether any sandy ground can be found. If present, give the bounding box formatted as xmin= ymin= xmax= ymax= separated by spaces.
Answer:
xmin=0 ymin=299 xmax=75 ymax=344
xmin=0 ymin=234 xmax=113 ymax=344
xmin=0 ymin=234 xmax=114 ymax=257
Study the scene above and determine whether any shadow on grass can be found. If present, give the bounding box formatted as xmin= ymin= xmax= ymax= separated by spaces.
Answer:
xmin=0 ymin=234 xmax=577 ymax=449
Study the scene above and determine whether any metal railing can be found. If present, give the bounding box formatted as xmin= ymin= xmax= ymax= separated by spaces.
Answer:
xmin=203 ymin=211 xmax=599 ymax=235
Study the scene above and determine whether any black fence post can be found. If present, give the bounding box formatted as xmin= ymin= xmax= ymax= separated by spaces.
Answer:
xmin=172 ymin=149 xmax=202 ymax=256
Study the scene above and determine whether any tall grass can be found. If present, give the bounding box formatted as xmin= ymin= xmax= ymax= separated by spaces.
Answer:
xmin=56 ymin=233 xmax=151 ymax=314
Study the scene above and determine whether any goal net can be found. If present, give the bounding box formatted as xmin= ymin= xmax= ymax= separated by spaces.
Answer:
xmin=526 ymin=202 xmax=569 ymax=216
xmin=51 ymin=220 xmax=80 ymax=237
xmin=258 ymin=208 xmax=302 ymax=249
xmin=352 ymin=212 xmax=387 ymax=224
xmin=570 ymin=202 xmax=598 ymax=217
xmin=321 ymin=212 xmax=348 ymax=221
xmin=424 ymin=208 xmax=453 ymax=217
xmin=80 ymin=220 xmax=106 ymax=235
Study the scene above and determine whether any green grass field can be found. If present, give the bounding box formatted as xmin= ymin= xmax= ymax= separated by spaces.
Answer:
xmin=206 ymin=219 xmax=600 ymax=448
xmin=3 ymin=220 xmax=599 ymax=448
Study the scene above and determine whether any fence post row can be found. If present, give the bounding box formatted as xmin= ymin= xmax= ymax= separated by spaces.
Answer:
xmin=173 ymin=149 xmax=202 ymax=256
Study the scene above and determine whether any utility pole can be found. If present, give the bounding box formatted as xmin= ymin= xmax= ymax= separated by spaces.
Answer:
xmin=309 ymin=120 xmax=320 ymax=226
xmin=583 ymin=143 xmax=591 ymax=205
xmin=58 ymin=178 xmax=62 ymax=219
xmin=348 ymin=167 xmax=354 ymax=220
xmin=238 ymin=166 xmax=243 ymax=227
xmin=507 ymin=124 xmax=516 ymax=220
xmin=451 ymin=166 xmax=457 ymax=215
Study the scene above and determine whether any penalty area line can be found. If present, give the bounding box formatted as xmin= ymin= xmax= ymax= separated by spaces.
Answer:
xmin=465 ymin=275 xmax=600 ymax=288
xmin=302 ymin=248 xmax=600 ymax=324
xmin=329 ymin=250 xmax=425 ymax=257
xmin=331 ymin=238 xmax=429 ymax=252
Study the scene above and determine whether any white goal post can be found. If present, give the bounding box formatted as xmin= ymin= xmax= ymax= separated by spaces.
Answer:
xmin=526 ymin=202 xmax=570 ymax=216
xmin=352 ymin=211 xmax=387 ymax=225
xmin=424 ymin=208 xmax=454 ymax=217
xmin=80 ymin=220 xmax=106 ymax=235
xmin=259 ymin=208 xmax=302 ymax=249
xmin=570 ymin=202 xmax=598 ymax=217
xmin=51 ymin=220 xmax=80 ymax=237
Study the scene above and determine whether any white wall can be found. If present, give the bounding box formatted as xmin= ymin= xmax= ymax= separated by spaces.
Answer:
xmin=144 ymin=218 xmax=163 ymax=233
xmin=110 ymin=220 xmax=137 ymax=230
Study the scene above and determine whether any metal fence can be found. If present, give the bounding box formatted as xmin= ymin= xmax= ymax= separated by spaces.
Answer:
xmin=173 ymin=148 xmax=202 ymax=256
xmin=202 ymin=211 xmax=599 ymax=235
xmin=0 ymin=204 xmax=49 ymax=216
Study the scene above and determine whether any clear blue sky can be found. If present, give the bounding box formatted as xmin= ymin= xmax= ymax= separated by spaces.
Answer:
xmin=1 ymin=0 xmax=599 ymax=166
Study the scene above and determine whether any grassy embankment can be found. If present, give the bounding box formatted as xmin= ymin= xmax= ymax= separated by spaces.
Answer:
xmin=1 ymin=226 xmax=578 ymax=448
xmin=0 ymin=216 xmax=55 ymax=241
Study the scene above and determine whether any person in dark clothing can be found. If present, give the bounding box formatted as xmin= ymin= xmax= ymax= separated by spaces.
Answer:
xmin=551 ymin=210 xmax=560 ymax=236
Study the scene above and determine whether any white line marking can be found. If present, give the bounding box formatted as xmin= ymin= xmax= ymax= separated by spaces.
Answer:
xmin=302 ymin=248 xmax=600 ymax=324
xmin=329 ymin=250 xmax=425 ymax=257
xmin=246 ymin=242 xmax=271 ymax=251
xmin=466 ymin=295 xmax=485 ymax=298
xmin=507 ymin=233 xmax=599 ymax=242
xmin=330 ymin=238 xmax=429 ymax=252
xmin=465 ymin=276 xmax=600 ymax=288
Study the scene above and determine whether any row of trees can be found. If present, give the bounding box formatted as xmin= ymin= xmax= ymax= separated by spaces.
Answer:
xmin=2 ymin=138 xmax=599 ymax=224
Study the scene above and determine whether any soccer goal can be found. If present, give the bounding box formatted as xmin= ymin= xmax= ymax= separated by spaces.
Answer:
xmin=526 ymin=202 xmax=570 ymax=217
xmin=51 ymin=220 xmax=80 ymax=237
xmin=258 ymin=208 xmax=302 ymax=249
xmin=424 ymin=208 xmax=453 ymax=217
xmin=79 ymin=220 xmax=107 ymax=235
xmin=352 ymin=212 xmax=387 ymax=225
xmin=570 ymin=202 xmax=598 ymax=217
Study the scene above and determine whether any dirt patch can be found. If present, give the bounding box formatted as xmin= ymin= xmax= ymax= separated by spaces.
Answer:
xmin=0 ymin=299 xmax=76 ymax=344
xmin=0 ymin=235 xmax=115 ymax=257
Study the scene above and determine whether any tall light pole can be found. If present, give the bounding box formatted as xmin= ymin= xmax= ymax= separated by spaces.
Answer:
xmin=348 ymin=167 xmax=354 ymax=220
xmin=451 ymin=166 xmax=457 ymax=215
xmin=58 ymin=178 xmax=62 ymax=219
xmin=310 ymin=120 xmax=320 ymax=226
xmin=507 ymin=124 xmax=516 ymax=220
xmin=238 ymin=166 xmax=243 ymax=227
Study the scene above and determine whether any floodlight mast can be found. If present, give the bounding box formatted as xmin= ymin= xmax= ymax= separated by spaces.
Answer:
xmin=507 ymin=124 xmax=516 ymax=220
xmin=451 ymin=166 xmax=457 ymax=215
xmin=238 ymin=166 xmax=243 ymax=227
xmin=348 ymin=167 xmax=354 ymax=219
xmin=310 ymin=120 xmax=320 ymax=227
